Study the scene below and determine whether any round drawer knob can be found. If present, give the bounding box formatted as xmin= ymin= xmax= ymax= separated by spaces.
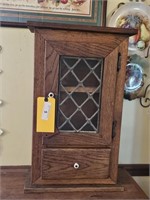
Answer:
xmin=74 ymin=163 xmax=80 ymax=169
xmin=0 ymin=129 xmax=4 ymax=136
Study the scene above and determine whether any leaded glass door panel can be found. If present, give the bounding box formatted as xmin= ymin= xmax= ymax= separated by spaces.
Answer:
xmin=58 ymin=56 xmax=103 ymax=133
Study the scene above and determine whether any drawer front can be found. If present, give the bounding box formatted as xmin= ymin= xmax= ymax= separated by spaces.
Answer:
xmin=41 ymin=148 xmax=110 ymax=181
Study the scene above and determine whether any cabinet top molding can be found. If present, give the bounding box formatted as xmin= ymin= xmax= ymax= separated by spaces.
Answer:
xmin=27 ymin=21 xmax=137 ymax=36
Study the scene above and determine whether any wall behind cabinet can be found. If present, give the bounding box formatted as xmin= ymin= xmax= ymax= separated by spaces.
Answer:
xmin=0 ymin=28 xmax=34 ymax=165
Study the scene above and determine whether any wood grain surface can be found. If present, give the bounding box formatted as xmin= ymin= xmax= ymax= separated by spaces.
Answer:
xmin=41 ymin=148 xmax=110 ymax=183
xmin=1 ymin=167 xmax=148 ymax=199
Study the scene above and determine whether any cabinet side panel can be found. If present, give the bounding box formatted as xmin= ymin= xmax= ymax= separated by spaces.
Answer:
xmin=109 ymin=39 xmax=129 ymax=182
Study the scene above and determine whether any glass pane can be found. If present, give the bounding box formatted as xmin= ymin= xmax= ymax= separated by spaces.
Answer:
xmin=57 ymin=56 xmax=103 ymax=133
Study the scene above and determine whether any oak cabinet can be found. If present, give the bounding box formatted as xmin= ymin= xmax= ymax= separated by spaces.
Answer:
xmin=26 ymin=22 xmax=136 ymax=192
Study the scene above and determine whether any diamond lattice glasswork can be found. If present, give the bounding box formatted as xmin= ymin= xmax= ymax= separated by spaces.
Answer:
xmin=57 ymin=56 xmax=103 ymax=133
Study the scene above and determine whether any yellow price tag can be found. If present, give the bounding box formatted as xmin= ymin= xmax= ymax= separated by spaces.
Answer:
xmin=36 ymin=97 xmax=55 ymax=133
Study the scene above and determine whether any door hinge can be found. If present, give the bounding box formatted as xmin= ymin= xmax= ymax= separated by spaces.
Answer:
xmin=117 ymin=52 xmax=121 ymax=72
xmin=112 ymin=120 xmax=117 ymax=139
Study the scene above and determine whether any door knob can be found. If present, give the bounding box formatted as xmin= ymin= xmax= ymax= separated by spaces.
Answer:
xmin=74 ymin=163 xmax=80 ymax=169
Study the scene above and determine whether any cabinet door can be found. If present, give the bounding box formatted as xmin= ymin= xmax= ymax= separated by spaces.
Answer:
xmin=32 ymin=29 xmax=128 ymax=183
xmin=33 ymin=29 xmax=125 ymax=148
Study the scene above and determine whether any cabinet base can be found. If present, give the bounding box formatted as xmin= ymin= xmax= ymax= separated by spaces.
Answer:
xmin=24 ymin=171 xmax=124 ymax=193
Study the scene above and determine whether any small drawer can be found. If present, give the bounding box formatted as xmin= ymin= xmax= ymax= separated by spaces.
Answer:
xmin=41 ymin=148 xmax=110 ymax=182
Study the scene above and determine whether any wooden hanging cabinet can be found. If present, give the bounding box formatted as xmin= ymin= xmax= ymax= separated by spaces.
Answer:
xmin=25 ymin=22 xmax=137 ymax=192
